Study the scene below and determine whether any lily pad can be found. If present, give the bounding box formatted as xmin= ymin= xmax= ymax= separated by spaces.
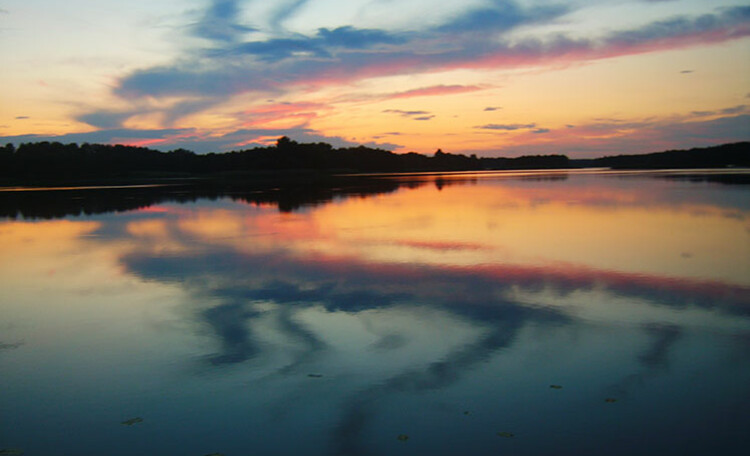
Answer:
xmin=121 ymin=417 xmax=144 ymax=426
xmin=604 ymin=398 xmax=617 ymax=403
xmin=549 ymin=385 xmax=563 ymax=389
xmin=496 ymin=432 xmax=515 ymax=438
xmin=396 ymin=434 xmax=409 ymax=442
xmin=0 ymin=449 xmax=24 ymax=455
xmin=307 ymin=373 xmax=323 ymax=378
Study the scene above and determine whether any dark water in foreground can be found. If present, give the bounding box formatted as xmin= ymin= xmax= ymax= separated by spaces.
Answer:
xmin=1 ymin=170 xmax=749 ymax=455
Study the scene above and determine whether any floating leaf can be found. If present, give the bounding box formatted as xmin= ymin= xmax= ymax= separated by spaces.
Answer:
xmin=307 ymin=373 xmax=323 ymax=378
xmin=0 ymin=449 xmax=24 ymax=455
xmin=497 ymin=431 xmax=515 ymax=438
xmin=121 ymin=417 xmax=144 ymax=426
xmin=397 ymin=434 xmax=409 ymax=442
xmin=549 ymin=385 xmax=563 ymax=389
xmin=604 ymin=398 xmax=617 ymax=403
xmin=0 ymin=342 xmax=24 ymax=350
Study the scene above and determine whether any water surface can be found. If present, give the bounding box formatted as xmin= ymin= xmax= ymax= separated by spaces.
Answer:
xmin=1 ymin=170 xmax=749 ymax=455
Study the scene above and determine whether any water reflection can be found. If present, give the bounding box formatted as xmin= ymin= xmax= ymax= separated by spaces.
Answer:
xmin=1 ymin=170 xmax=749 ymax=455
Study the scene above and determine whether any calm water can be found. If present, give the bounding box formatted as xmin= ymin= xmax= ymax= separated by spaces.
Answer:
xmin=1 ymin=170 xmax=749 ymax=455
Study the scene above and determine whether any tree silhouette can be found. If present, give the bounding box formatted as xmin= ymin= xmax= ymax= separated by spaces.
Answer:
xmin=1 ymin=137 xmax=746 ymax=185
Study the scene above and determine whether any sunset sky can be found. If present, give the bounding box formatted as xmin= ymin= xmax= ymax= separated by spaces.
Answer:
xmin=1 ymin=0 xmax=748 ymax=157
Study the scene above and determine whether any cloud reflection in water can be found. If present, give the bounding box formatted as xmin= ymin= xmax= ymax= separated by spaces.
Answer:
xmin=2 ymin=170 xmax=749 ymax=455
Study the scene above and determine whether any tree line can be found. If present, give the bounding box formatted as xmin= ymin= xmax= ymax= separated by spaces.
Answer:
xmin=0 ymin=137 xmax=746 ymax=184
xmin=0 ymin=137 xmax=568 ymax=183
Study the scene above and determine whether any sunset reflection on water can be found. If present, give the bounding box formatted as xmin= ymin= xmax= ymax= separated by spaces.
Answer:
xmin=1 ymin=170 xmax=748 ymax=456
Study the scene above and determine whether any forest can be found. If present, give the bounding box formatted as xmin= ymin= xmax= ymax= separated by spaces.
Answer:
xmin=0 ymin=137 xmax=747 ymax=184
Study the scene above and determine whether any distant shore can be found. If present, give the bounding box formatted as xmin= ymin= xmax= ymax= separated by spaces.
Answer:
xmin=1 ymin=138 xmax=747 ymax=186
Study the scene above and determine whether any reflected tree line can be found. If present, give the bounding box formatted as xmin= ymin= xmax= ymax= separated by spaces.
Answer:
xmin=0 ymin=173 xmax=481 ymax=219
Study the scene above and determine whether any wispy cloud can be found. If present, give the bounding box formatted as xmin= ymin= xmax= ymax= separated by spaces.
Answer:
xmin=386 ymin=84 xmax=482 ymax=99
xmin=720 ymin=105 xmax=748 ymax=115
xmin=383 ymin=109 xmax=435 ymax=121
xmin=475 ymin=123 xmax=537 ymax=131
xmin=437 ymin=1 xmax=570 ymax=33
xmin=689 ymin=105 xmax=748 ymax=118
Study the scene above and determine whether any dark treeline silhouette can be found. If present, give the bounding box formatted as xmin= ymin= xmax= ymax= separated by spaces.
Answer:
xmin=587 ymin=142 xmax=750 ymax=169
xmin=0 ymin=137 xmax=568 ymax=184
xmin=1 ymin=138 xmax=747 ymax=185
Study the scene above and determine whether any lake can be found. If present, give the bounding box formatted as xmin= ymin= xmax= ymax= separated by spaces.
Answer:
xmin=1 ymin=169 xmax=749 ymax=455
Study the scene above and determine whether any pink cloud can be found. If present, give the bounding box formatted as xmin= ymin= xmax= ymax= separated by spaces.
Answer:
xmin=240 ymin=102 xmax=330 ymax=128
xmin=387 ymin=85 xmax=484 ymax=99
xmin=396 ymin=240 xmax=486 ymax=251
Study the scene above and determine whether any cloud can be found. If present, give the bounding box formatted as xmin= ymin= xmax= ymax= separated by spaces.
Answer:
xmin=532 ymin=128 xmax=551 ymax=134
xmin=438 ymin=1 xmax=570 ymax=33
xmin=213 ymin=25 xmax=406 ymax=61
xmin=222 ymin=36 xmax=328 ymax=60
xmin=605 ymin=7 xmax=750 ymax=48
xmin=191 ymin=0 xmax=255 ymax=43
xmin=721 ymin=105 xmax=748 ymax=115
xmin=77 ymin=111 xmax=136 ymax=129
xmin=386 ymin=84 xmax=482 ymax=99
xmin=397 ymin=240 xmax=485 ymax=251
xmin=333 ymin=84 xmax=483 ymax=104
xmin=383 ymin=109 xmax=434 ymax=121
xmin=14 ymin=116 xmax=29 ymax=120
xmin=317 ymin=25 xmax=406 ymax=48
xmin=67 ymin=2 xmax=750 ymax=149
xmin=484 ymin=106 xmax=502 ymax=111
xmin=116 ymin=65 xmax=256 ymax=98
xmin=474 ymin=123 xmax=537 ymax=130
xmin=680 ymin=70 xmax=693 ymax=74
